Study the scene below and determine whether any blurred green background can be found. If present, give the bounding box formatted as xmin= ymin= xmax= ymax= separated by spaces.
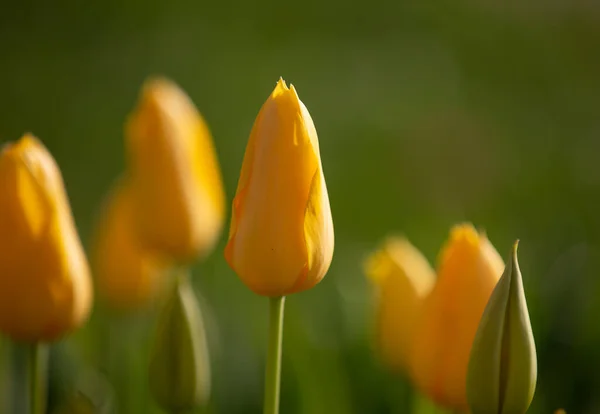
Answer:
xmin=1 ymin=0 xmax=600 ymax=413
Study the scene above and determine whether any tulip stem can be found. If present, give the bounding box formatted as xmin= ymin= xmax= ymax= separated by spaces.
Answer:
xmin=28 ymin=343 xmax=44 ymax=414
xmin=263 ymin=296 xmax=285 ymax=414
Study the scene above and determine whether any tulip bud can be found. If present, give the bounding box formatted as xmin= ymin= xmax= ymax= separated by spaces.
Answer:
xmin=126 ymin=77 xmax=226 ymax=262
xmin=149 ymin=272 xmax=210 ymax=410
xmin=225 ymin=78 xmax=334 ymax=296
xmin=0 ymin=135 xmax=92 ymax=342
xmin=467 ymin=241 xmax=537 ymax=414
xmin=409 ymin=224 xmax=504 ymax=410
xmin=53 ymin=393 xmax=95 ymax=414
xmin=364 ymin=236 xmax=435 ymax=371
xmin=93 ymin=180 xmax=168 ymax=310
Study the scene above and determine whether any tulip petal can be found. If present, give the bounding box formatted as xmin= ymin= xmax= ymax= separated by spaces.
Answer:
xmin=288 ymin=166 xmax=334 ymax=293
xmin=224 ymin=81 xmax=290 ymax=270
xmin=365 ymin=237 xmax=435 ymax=370
xmin=224 ymin=95 xmax=263 ymax=263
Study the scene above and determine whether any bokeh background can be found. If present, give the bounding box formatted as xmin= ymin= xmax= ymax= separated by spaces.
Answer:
xmin=1 ymin=0 xmax=600 ymax=413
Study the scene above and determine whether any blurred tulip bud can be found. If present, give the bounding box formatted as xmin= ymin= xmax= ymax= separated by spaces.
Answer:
xmin=149 ymin=272 xmax=210 ymax=410
xmin=126 ymin=77 xmax=226 ymax=262
xmin=467 ymin=241 xmax=537 ymax=414
xmin=409 ymin=224 xmax=504 ymax=410
xmin=93 ymin=180 xmax=168 ymax=310
xmin=0 ymin=135 xmax=92 ymax=342
xmin=364 ymin=236 xmax=435 ymax=371
xmin=52 ymin=393 xmax=95 ymax=414
xmin=225 ymin=78 xmax=334 ymax=296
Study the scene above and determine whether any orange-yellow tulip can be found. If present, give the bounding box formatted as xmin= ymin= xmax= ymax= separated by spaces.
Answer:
xmin=93 ymin=180 xmax=167 ymax=310
xmin=409 ymin=224 xmax=504 ymax=411
xmin=0 ymin=135 xmax=92 ymax=342
xmin=225 ymin=78 xmax=334 ymax=296
xmin=126 ymin=78 xmax=226 ymax=262
xmin=365 ymin=236 xmax=435 ymax=371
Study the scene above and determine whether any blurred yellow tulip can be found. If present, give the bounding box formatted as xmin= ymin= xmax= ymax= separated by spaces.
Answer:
xmin=126 ymin=77 xmax=226 ymax=262
xmin=0 ymin=135 xmax=92 ymax=342
xmin=364 ymin=236 xmax=435 ymax=371
xmin=467 ymin=241 xmax=537 ymax=414
xmin=93 ymin=180 xmax=168 ymax=310
xmin=410 ymin=224 xmax=504 ymax=411
xmin=225 ymin=78 xmax=334 ymax=296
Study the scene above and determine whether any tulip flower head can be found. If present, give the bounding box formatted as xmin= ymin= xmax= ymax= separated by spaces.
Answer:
xmin=365 ymin=236 xmax=435 ymax=371
xmin=409 ymin=224 xmax=504 ymax=411
xmin=225 ymin=78 xmax=334 ymax=296
xmin=0 ymin=135 xmax=92 ymax=342
xmin=126 ymin=78 xmax=226 ymax=262
xmin=93 ymin=180 xmax=168 ymax=310
xmin=467 ymin=241 xmax=537 ymax=414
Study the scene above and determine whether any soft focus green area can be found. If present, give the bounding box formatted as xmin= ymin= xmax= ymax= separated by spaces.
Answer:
xmin=1 ymin=1 xmax=600 ymax=413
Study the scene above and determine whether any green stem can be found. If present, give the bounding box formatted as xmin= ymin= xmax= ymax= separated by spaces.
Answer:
xmin=28 ymin=343 xmax=43 ymax=414
xmin=263 ymin=296 xmax=285 ymax=414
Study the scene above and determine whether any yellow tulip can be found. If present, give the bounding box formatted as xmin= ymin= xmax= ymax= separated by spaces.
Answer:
xmin=409 ymin=224 xmax=504 ymax=411
xmin=467 ymin=241 xmax=537 ymax=414
xmin=364 ymin=236 xmax=435 ymax=371
xmin=93 ymin=180 xmax=168 ymax=310
xmin=126 ymin=77 xmax=226 ymax=262
xmin=224 ymin=78 xmax=334 ymax=296
xmin=0 ymin=135 xmax=92 ymax=342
